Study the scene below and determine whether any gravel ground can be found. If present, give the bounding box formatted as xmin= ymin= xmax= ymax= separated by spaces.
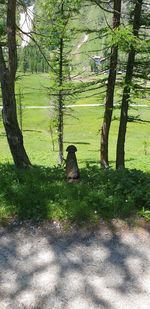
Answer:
xmin=0 ymin=221 xmax=150 ymax=309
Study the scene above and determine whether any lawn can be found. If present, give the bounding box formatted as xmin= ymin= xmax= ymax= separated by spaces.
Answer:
xmin=0 ymin=94 xmax=150 ymax=170
xmin=0 ymin=73 xmax=150 ymax=224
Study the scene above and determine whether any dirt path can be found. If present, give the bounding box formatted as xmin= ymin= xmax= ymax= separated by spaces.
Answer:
xmin=0 ymin=222 xmax=150 ymax=309
xmin=0 ymin=104 xmax=148 ymax=110
xmin=77 ymin=34 xmax=89 ymax=50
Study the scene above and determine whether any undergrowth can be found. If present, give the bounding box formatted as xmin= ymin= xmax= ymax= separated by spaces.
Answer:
xmin=0 ymin=164 xmax=150 ymax=224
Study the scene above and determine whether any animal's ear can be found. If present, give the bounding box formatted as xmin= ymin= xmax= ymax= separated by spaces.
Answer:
xmin=66 ymin=145 xmax=77 ymax=152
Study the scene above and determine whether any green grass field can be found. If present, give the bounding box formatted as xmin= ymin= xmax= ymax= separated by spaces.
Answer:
xmin=0 ymin=73 xmax=150 ymax=224
xmin=1 ymin=104 xmax=150 ymax=170
xmin=0 ymin=73 xmax=150 ymax=170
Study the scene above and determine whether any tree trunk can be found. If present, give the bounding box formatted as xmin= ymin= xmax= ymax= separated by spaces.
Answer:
xmin=0 ymin=0 xmax=31 ymax=168
xmin=58 ymin=87 xmax=64 ymax=165
xmin=58 ymin=11 xmax=64 ymax=165
xmin=100 ymin=0 xmax=121 ymax=168
xmin=116 ymin=0 xmax=143 ymax=169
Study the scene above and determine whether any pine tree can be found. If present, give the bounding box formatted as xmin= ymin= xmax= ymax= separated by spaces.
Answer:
xmin=35 ymin=0 xmax=81 ymax=164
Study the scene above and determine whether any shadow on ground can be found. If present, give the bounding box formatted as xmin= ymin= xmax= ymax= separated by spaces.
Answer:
xmin=0 ymin=164 xmax=150 ymax=223
xmin=0 ymin=221 xmax=150 ymax=309
xmin=64 ymin=141 xmax=90 ymax=145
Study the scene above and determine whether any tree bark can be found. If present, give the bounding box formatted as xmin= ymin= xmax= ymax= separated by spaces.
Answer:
xmin=58 ymin=37 xmax=64 ymax=165
xmin=58 ymin=2 xmax=64 ymax=165
xmin=100 ymin=0 xmax=121 ymax=168
xmin=0 ymin=0 xmax=31 ymax=168
xmin=116 ymin=0 xmax=143 ymax=169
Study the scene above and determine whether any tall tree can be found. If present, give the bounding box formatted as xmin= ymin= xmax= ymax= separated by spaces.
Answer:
xmin=100 ymin=0 xmax=122 ymax=168
xmin=0 ymin=0 xmax=31 ymax=167
xmin=36 ymin=0 xmax=81 ymax=164
xmin=116 ymin=0 xmax=143 ymax=169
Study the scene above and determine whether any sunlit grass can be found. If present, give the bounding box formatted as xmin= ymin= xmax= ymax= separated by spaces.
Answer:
xmin=0 ymin=73 xmax=150 ymax=171
xmin=0 ymin=105 xmax=150 ymax=171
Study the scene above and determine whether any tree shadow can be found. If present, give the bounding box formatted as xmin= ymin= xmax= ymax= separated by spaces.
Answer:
xmin=0 ymin=221 xmax=149 ymax=308
xmin=109 ymin=158 xmax=135 ymax=164
xmin=0 ymin=164 xmax=150 ymax=223
xmin=0 ymin=132 xmax=6 ymax=137
xmin=64 ymin=141 xmax=90 ymax=145
xmin=23 ymin=129 xmax=43 ymax=133
xmin=81 ymin=158 xmax=135 ymax=165
xmin=80 ymin=159 xmax=100 ymax=165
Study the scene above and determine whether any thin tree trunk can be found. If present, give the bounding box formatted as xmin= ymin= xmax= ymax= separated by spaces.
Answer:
xmin=58 ymin=2 xmax=64 ymax=165
xmin=58 ymin=92 xmax=64 ymax=165
xmin=0 ymin=0 xmax=31 ymax=168
xmin=116 ymin=0 xmax=143 ymax=169
xmin=100 ymin=0 xmax=121 ymax=168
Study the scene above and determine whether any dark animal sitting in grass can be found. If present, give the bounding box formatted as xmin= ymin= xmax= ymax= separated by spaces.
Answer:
xmin=66 ymin=145 xmax=80 ymax=183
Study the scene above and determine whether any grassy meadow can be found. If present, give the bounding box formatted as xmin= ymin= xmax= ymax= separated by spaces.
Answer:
xmin=0 ymin=73 xmax=150 ymax=224
xmin=0 ymin=73 xmax=150 ymax=170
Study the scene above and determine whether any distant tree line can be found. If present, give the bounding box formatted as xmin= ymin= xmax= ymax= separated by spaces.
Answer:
xmin=18 ymin=45 xmax=50 ymax=73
